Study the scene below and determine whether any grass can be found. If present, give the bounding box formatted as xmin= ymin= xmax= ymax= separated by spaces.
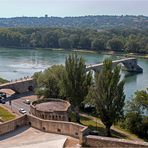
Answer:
xmin=80 ymin=115 xmax=139 ymax=140
xmin=0 ymin=77 xmax=8 ymax=84
xmin=0 ymin=106 xmax=16 ymax=122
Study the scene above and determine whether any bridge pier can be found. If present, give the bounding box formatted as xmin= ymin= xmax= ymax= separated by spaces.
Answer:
xmin=122 ymin=59 xmax=143 ymax=73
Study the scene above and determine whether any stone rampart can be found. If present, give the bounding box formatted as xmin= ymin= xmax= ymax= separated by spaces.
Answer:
xmin=30 ymin=99 xmax=71 ymax=121
xmin=0 ymin=115 xmax=27 ymax=135
xmin=86 ymin=58 xmax=143 ymax=73
xmin=27 ymin=114 xmax=88 ymax=142
xmin=0 ymin=115 xmax=148 ymax=147
xmin=0 ymin=78 xmax=35 ymax=93
xmin=85 ymin=135 xmax=148 ymax=147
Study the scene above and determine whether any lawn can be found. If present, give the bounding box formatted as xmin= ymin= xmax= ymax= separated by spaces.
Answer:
xmin=80 ymin=115 xmax=138 ymax=140
xmin=0 ymin=106 xmax=16 ymax=122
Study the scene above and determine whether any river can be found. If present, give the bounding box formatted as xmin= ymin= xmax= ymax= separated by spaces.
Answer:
xmin=0 ymin=48 xmax=147 ymax=99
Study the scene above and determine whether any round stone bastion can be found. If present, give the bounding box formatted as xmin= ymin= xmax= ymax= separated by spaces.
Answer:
xmin=30 ymin=99 xmax=71 ymax=121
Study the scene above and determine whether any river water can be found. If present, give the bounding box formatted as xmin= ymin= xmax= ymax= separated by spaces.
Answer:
xmin=0 ymin=48 xmax=147 ymax=99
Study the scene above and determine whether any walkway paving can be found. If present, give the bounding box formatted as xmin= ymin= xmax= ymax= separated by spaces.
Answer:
xmin=0 ymin=126 xmax=67 ymax=148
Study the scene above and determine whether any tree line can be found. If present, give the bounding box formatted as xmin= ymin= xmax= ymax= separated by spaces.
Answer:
xmin=0 ymin=28 xmax=148 ymax=53
xmin=0 ymin=15 xmax=148 ymax=29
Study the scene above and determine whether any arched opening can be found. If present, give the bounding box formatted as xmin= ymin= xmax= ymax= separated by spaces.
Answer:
xmin=57 ymin=128 xmax=61 ymax=132
xmin=28 ymin=86 xmax=33 ymax=91
xmin=42 ymin=127 xmax=46 ymax=131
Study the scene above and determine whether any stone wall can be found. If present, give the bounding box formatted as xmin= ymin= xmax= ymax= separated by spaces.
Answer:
xmin=0 ymin=115 xmax=148 ymax=147
xmin=27 ymin=114 xmax=88 ymax=142
xmin=30 ymin=99 xmax=71 ymax=121
xmin=0 ymin=115 xmax=27 ymax=135
xmin=86 ymin=58 xmax=143 ymax=73
xmin=0 ymin=78 xmax=35 ymax=93
xmin=0 ymin=114 xmax=88 ymax=144
xmin=85 ymin=135 xmax=148 ymax=147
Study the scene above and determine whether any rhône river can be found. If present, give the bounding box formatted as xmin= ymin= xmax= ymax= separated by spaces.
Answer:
xmin=0 ymin=48 xmax=148 ymax=99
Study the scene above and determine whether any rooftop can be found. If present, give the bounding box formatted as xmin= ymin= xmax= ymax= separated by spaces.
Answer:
xmin=34 ymin=99 xmax=70 ymax=112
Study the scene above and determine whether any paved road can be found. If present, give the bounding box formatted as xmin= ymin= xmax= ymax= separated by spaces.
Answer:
xmin=2 ymin=92 xmax=37 ymax=116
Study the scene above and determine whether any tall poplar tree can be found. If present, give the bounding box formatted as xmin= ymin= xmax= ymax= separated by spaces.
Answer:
xmin=92 ymin=59 xmax=125 ymax=136
xmin=62 ymin=53 xmax=92 ymax=122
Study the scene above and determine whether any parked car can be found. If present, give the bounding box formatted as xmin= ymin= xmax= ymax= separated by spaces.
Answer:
xmin=0 ymin=92 xmax=7 ymax=99
xmin=19 ymin=108 xmax=27 ymax=114
xmin=89 ymin=130 xmax=99 ymax=136
xmin=0 ymin=99 xmax=5 ymax=104
xmin=23 ymin=99 xmax=30 ymax=105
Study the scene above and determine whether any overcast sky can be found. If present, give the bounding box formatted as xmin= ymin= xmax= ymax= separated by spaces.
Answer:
xmin=0 ymin=0 xmax=148 ymax=17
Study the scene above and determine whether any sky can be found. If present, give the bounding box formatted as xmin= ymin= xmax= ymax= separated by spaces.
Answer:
xmin=0 ymin=0 xmax=148 ymax=18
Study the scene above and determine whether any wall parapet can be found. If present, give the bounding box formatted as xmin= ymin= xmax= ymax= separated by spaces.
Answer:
xmin=30 ymin=99 xmax=71 ymax=121
xmin=85 ymin=135 xmax=148 ymax=147
xmin=0 ymin=115 xmax=27 ymax=135
xmin=0 ymin=115 xmax=148 ymax=147
xmin=27 ymin=114 xmax=87 ymax=142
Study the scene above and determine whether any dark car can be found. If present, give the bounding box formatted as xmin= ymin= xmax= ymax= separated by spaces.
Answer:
xmin=89 ymin=130 xmax=99 ymax=136
xmin=0 ymin=92 xmax=7 ymax=98
xmin=0 ymin=99 xmax=6 ymax=104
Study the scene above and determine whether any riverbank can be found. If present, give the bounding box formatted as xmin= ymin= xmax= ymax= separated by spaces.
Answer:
xmin=102 ymin=51 xmax=148 ymax=59
xmin=0 ymin=78 xmax=8 ymax=85
xmin=1 ymin=47 xmax=148 ymax=59
xmin=44 ymin=48 xmax=148 ymax=59
xmin=74 ymin=49 xmax=148 ymax=59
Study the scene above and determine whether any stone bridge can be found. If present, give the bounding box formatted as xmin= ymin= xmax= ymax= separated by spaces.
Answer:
xmin=0 ymin=78 xmax=35 ymax=94
xmin=86 ymin=58 xmax=143 ymax=73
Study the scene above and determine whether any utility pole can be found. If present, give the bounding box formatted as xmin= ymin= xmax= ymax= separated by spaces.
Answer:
xmin=9 ymin=99 xmax=12 ymax=110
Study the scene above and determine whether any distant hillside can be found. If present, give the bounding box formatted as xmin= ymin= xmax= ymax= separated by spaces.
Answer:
xmin=0 ymin=15 xmax=148 ymax=29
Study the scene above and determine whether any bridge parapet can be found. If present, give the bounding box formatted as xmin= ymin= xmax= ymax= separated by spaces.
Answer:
xmin=86 ymin=58 xmax=143 ymax=73
xmin=0 ymin=78 xmax=35 ymax=93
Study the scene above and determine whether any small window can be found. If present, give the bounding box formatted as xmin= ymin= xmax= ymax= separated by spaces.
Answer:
xmin=75 ymin=132 xmax=78 ymax=136
xmin=43 ymin=127 xmax=46 ymax=131
xmin=57 ymin=128 xmax=61 ymax=132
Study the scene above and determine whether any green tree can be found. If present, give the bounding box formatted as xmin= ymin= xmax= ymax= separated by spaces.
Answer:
xmin=126 ymin=40 xmax=140 ymax=52
xmin=91 ymin=39 xmax=105 ymax=50
xmin=79 ymin=36 xmax=91 ymax=49
xmin=122 ymin=89 xmax=148 ymax=139
xmin=58 ymin=37 xmax=73 ymax=49
xmin=69 ymin=34 xmax=80 ymax=48
xmin=107 ymin=38 xmax=124 ymax=51
xmin=62 ymin=53 xmax=92 ymax=122
xmin=90 ymin=59 xmax=125 ymax=136
xmin=34 ymin=65 xmax=65 ymax=98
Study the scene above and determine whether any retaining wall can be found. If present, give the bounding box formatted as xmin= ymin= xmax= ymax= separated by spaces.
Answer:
xmin=0 ymin=115 xmax=27 ymax=135
xmin=85 ymin=135 xmax=148 ymax=147
xmin=27 ymin=114 xmax=88 ymax=143
xmin=0 ymin=115 xmax=148 ymax=147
